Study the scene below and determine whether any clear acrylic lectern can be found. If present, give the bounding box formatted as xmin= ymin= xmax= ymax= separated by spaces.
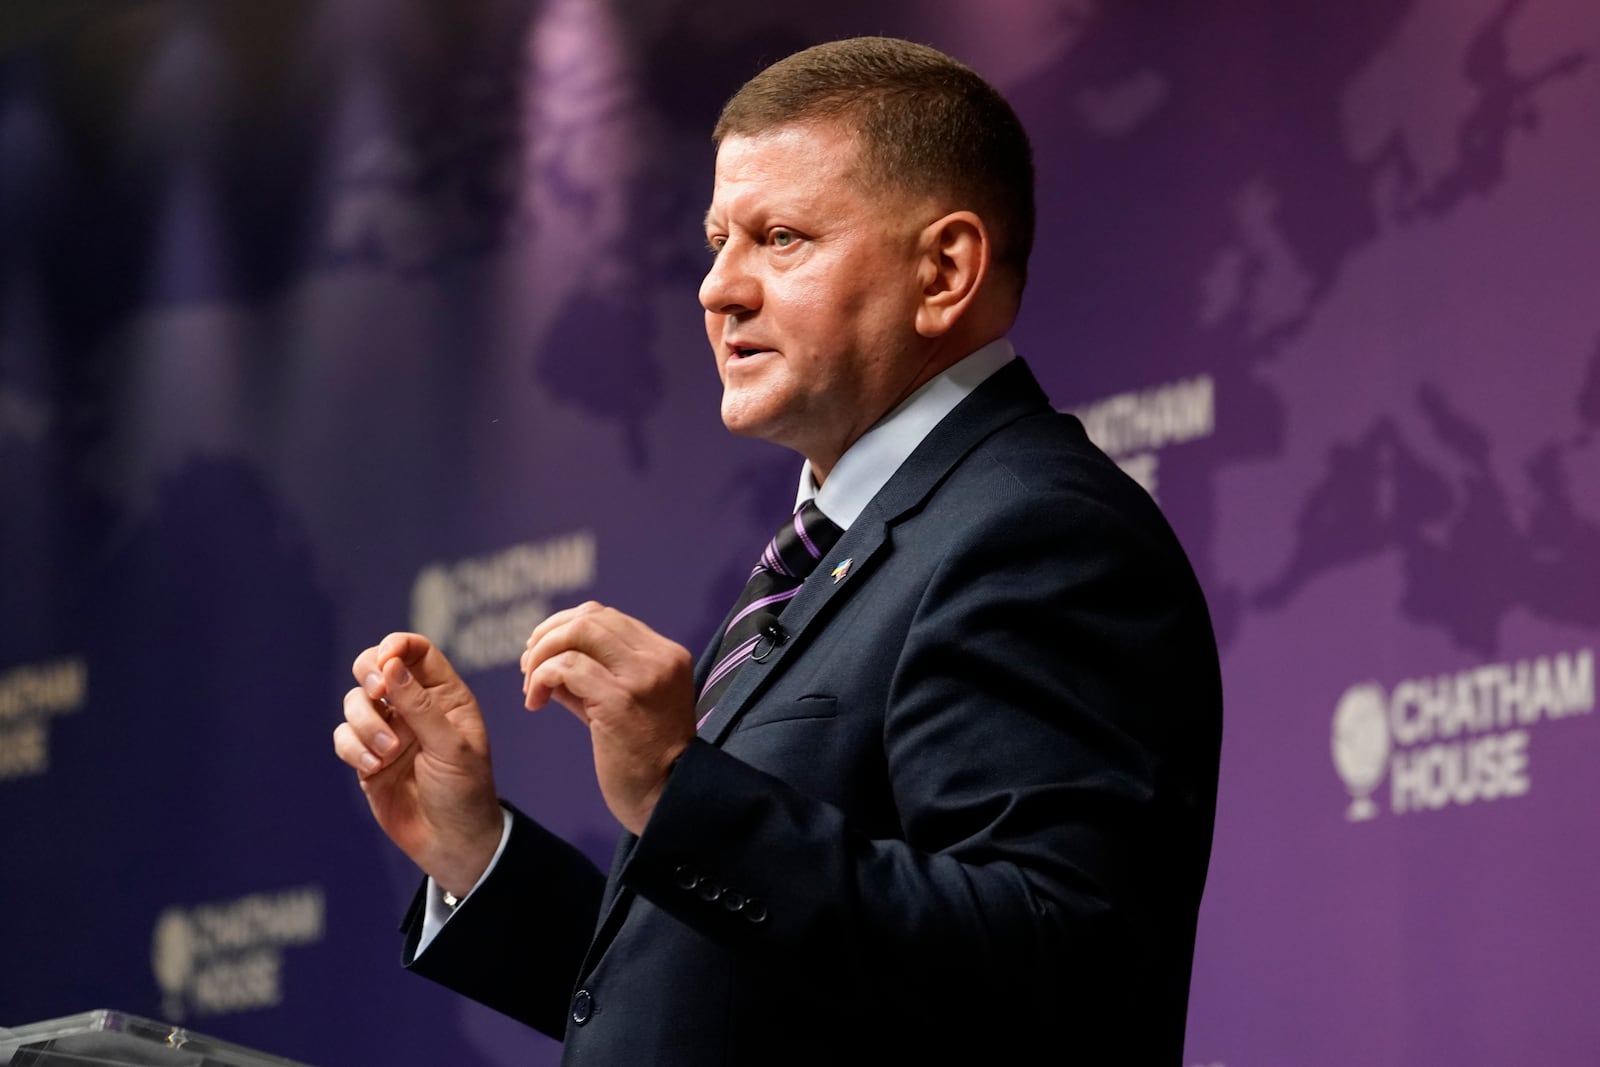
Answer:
xmin=0 ymin=1011 xmax=313 ymax=1066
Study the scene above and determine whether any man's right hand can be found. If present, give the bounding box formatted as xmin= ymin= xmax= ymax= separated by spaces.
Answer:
xmin=333 ymin=632 xmax=504 ymax=898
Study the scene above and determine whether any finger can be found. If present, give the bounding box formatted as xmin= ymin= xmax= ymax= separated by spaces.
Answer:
xmin=353 ymin=637 xmax=425 ymax=705
xmin=525 ymin=625 xmax=591 ymax=707
xmin=521 ymin=620 xmax=608 ymax=703
xmin=529 ymin=658 xmax=597 ymax=721
xmin=527 ymin=648 xmax=613 ymax=715
xmin=523 ymin=617 xmax=595 ymax=707
xmin=341 ymin=686 xmax=414 ymax=769
xmin=525 ymin=610 xmax=640 ymax=685
xmin=333 ymin=718 xmax=391 ymax=777
xmin=525 ymin=649 xmax=563 ymax=710
xmin=379 ymin=649 xmax=481 ymax=757
xmin=523 ymin=601 xmax=610 ymax=656
xmin=521 ymin=604 xmax=643 ymax=702
xmin=374 ymin=631 xmax=463 ymax=690
xmin=351 ymin=644 xmax=385 ymax=694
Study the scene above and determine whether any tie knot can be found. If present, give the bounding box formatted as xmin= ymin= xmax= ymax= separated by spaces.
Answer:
xmin=760 ymin=500 xmax=843 ymax=582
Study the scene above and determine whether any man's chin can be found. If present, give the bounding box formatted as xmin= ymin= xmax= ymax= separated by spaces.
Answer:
xmin=720 ymin=412 xmax=780 ymax=442
xmin=719 ymin=400 xmax=799 ymax=451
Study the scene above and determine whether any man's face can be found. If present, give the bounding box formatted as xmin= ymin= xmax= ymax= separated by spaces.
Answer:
xmin=700 ymin=123 xmax=934 ymax=478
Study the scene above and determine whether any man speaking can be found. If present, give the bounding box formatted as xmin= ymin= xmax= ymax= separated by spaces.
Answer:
xmin=335 ymin=36 xmax=1221 ymax=1065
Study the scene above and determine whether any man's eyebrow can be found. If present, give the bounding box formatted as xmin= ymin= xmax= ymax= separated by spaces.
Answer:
xmin=702 ymin=209 xmax=718 ymax=231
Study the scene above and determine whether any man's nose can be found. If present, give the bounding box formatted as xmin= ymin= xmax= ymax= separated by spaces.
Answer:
xmin=699 ymin=245 xmax=758 ymax=315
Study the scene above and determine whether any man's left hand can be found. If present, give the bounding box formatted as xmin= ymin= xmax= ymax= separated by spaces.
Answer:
xmin=522 ymin=602 xmax=696 ymax=835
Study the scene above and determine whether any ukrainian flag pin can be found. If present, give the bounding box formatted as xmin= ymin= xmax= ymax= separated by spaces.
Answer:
xmin=831 ymin=558 xmax=853 ymax=583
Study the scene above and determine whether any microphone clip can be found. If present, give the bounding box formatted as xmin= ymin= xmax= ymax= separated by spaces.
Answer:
xmin=751 ymin=620 xmax=788 ymax=662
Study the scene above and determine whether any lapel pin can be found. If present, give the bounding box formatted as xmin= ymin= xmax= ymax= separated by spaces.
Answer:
xmin=831 ymin=558 xmax=853 ymax=583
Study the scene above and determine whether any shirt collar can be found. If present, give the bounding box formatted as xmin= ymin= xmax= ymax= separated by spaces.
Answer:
xmin=796 ymin=338 xmax=1016 ymax=528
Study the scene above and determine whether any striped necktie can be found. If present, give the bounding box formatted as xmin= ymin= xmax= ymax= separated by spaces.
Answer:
xmin=695 ymin=500 xmax=843 ymax=732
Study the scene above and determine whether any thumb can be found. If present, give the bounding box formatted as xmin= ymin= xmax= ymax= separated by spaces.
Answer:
xmin=376 ymin=636 xmax=482 ymax=754
xmin=376 ymin=631 xmax=462 ymax=689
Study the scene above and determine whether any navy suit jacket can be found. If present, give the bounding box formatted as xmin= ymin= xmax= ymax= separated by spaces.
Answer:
xmin=403 ymin=359 xmax=1222 ymax=1065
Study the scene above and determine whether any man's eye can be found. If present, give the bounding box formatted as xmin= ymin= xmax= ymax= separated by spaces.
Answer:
xmin=769 ymin=229 xmax=796 ymax=248
xmin=706 ymin=236 xmax=726 ymax=255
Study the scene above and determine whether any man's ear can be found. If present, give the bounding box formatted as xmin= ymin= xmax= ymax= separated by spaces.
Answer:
xmin=914 ymin=211 xmax=990 ymax=338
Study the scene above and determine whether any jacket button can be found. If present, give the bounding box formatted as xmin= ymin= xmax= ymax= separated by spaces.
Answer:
xmin=673 ymin=864 xmax=698 ymax=890
xmin=744 ymin=898 xmax=768 ymax=923
xmin=571 ymin=989 xmax=593 ymax=1025
xmin=720 ymin=891 xmax=745 ymax=913
xmin=696 ymin=879 xmax=723 ymax=902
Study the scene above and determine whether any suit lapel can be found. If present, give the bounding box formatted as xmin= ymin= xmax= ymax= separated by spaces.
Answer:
xmin=698 ymin=520 xmax=890 ymax=744
xmin=699 ymin=358 xmax=1052 ymax=745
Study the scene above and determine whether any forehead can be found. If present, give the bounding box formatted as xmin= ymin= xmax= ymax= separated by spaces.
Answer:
xmin=705 ymin=123 xmax=867 ymax=221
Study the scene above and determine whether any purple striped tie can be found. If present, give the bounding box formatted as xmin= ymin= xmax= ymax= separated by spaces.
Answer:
xmin=695 ymin=501 xmax=843 ymax=731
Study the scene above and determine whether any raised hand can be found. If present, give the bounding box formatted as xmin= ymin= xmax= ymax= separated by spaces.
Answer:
xmin=334 ymin=632 xmax=504 ymax=897
xmin=522 ymin=602 xmax=697 ymax=835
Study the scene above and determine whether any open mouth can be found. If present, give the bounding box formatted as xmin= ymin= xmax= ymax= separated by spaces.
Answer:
xmin=730 ymin=346 xmax=772 ymax=360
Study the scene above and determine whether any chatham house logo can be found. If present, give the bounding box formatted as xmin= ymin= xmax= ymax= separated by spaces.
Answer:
xmin=1332 ymin=683 xmax=1391 ymax=821
xmin=1331 ymin=649 xmax=1593 ymax=821
xmin=151 ymin=886 xmax=325 ymax=1020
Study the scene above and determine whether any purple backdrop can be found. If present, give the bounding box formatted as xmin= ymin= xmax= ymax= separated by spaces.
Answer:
xmin=3 ymin=2 xmax=1597 ymax=1064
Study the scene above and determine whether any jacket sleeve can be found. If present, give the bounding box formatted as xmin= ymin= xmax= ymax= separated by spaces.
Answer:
xmin=401 ymin=804 xmax=607 ymax=1038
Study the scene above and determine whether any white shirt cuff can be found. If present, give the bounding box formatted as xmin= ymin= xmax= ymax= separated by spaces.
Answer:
xmin=414 ymin=806 xmax=514 ymax=956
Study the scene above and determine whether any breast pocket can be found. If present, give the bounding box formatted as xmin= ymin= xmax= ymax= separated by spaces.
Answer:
xmin=731 ymin=694 xmax=837 ymax=733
